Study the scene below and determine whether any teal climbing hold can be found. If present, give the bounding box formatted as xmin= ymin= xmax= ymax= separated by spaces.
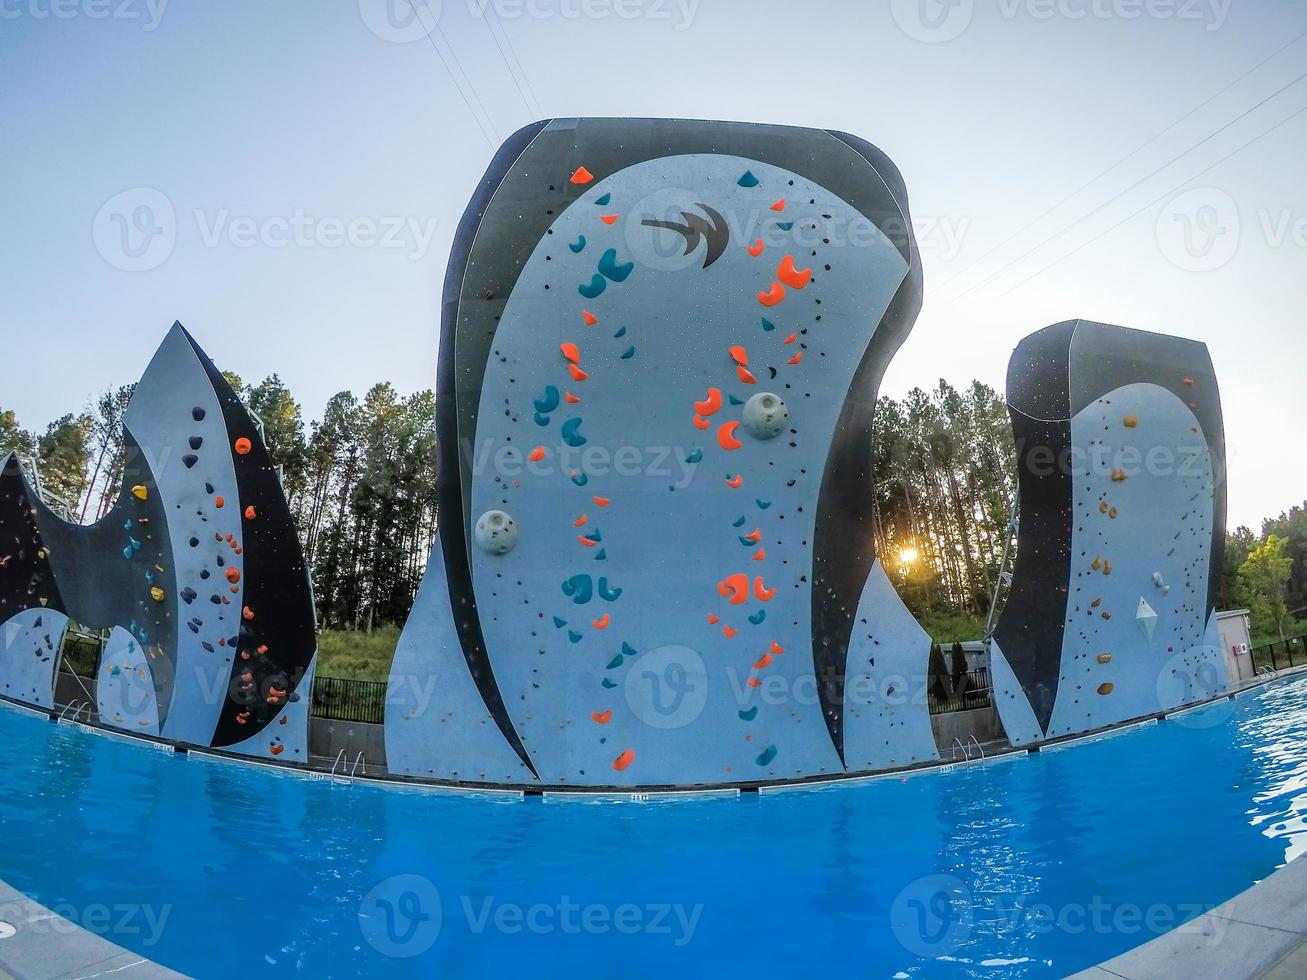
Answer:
xmin=594 ymin=548 xmax=607 ymax=560
xmin=613 ymin=326 xmax=627 ymax=339
xmin=561 ymin=417 xmax=588 ymax=447
xmin=621 ymin=641 xmax=637 ymax=658
xmin=571 ymin=471 xmax=590 ymax=487
xmin=582 ymin=528 xmax=602 ymax=543
xmin=738 ymin=706 xmax=758 ymax=721
xmin=602 ymin=678 xmax=617 ymax=689
xmin=569 ymin=235 xmax=587 ymax=253
xmin=761 ymin=317 xmax=776 ymax=332
xmin=732 ymin=516 xmax=746 ymax=528
xmin=533 ymin=385 xmax=561 ymax=414
xmin=748 ymin=609 xmax=766 ymax=625
xmin=729 ymin=395 xmax=744 ymax=406
xmin=562 ymin=575 xmax=594 ymax=604
xmin=737 ymin=170 xmax=760 ymax=188
xmin=756 ymin=499 xmax=772 ymax=510
xmin=568 ymin=630 xmax=583 ymax=644
xmin=579 ymin=274 xmax=607 ymax=299
xmin=738 ymin=536 xmax=756 ymax=547
xmin=533 ymin=412 xmax=551 ymax=427
xmin=597 ymin=247 xmax=634 ymax=283
xmin=594 ymin=192 xmax=611 ymax=206
xmin=606 ymin=653 xmax=624 ymax=669
xmin=756 ymin=745 xmax=778 ymax=766
xmin=552 ymin=616 xmax=568 ymax=628
xmin=620 ymin=346 xmax=635 ymax=360
xmin=686 ymin=448 xmax=703 ymax=464
xmin=777 ymin=221 xmax=793 ymax=232
xmin=597 ymin=577 xmax=622 ymax=602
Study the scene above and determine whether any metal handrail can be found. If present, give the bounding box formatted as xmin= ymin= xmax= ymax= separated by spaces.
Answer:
xmin=57 ymin=700 xmax=86 ymax=722
xmin=950 ymin=737 xmax=970 ymax=762
xmin=350 ymin=752 xmax=366 ymax=780
xmin=329 ymin=748 xmax=347 ymax=781
xmin=967 ymin=735 xmax=986 ymax=761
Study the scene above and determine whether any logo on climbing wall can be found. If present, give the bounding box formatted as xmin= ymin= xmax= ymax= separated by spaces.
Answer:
xmin=357 ymin=0 xmax=441 ymax=43
xmin=626 ymin=189 xmax=731 ymax=273
xmin=1155 ymin=647 xmax=1232 ymax=729
xmin=92 ymin=187 xmax=176 ymax=273
xmin=624 ymin=644 xmax=709 ymax=730
xmin=1155 ymin=186 xmax=1241 ymax=273
xmin=890 ymin=873 xmax=974 ymax=957
xmin=359 ymin=874 xmax=443 ymax=958
xmin=890 ymin=0 xmax=975 ymax=43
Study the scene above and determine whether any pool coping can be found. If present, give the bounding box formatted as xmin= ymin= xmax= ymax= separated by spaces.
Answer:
xmin=1068 ymin=853 xmax=1307 ymax=979
xmin=12 ymin=663 xmax=1307 ymax=802
xmin=0 ymin=879 xmax=187 ymax=980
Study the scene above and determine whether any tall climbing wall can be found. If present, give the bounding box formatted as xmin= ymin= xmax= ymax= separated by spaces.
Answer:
xmin=991 ymin=320 xmax=1227 ymax=745
xmin=4 ymin=324 xmax=317 ymax=760
xmin=386 ymin=118 xmax=937 ymax=788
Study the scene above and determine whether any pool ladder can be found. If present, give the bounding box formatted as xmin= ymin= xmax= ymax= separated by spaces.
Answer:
xmin=949 ymin=736 xmax=986 ymax=766
xmin=57 ymin=701 xmax=90 ymax=723
xmin=329 ymin=749 xmax=367 ymax=785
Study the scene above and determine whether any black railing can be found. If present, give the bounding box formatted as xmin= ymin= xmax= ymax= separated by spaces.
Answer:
xmin=928 ymin=667 xmax=992 ymax=715
xmin=1252 ymin=635 xmax=1307 ymax=674
xmin=311 ymin=675 xmax=388 ymax=724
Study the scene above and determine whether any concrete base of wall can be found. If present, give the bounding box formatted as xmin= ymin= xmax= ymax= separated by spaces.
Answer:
xmin=930 ymin=705 xmax=1006 ymax=755
xmin=309 ymin=719 xmax=387 ymax=771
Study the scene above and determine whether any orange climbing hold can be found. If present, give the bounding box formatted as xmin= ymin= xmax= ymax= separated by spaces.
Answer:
xmin=718 ymin=573 xmax=750 ymax=605
xmin=592 ymin=710 xmax=613 ymax=724
xmin=707 ymin=613 xmax=720 ymax=624
xmin=593 ymin=496 xmax=610 ymax=507
xmin=234 ymin=437 xmax=253 ymax=456
xmin=754 ymin=653 xmax=773 ymax=669
xmin=612 ymin=748 xmax=635 ymax=771
xmin=693 ymin=414 xmax=710 ymax=430
xmin=752 ymin=548 xmax=766 ymax=561
xmin=783 ymin=332 xmax=797 ymax=344
xmin=694 ymin=388 xmax=723 ymax=416
xmin=561 ymin=342 xmax=581 ymax=363
xmin=215 ymin=496 xmax=225 ymax=509
xmin=599 ymin=214 xmax=619 ymax=225
xmin=1123 ymin=415 xmax=1138 ymax=428
xmin=776 ymin=255 xmax=812 ymax=289
xmin=568 ymin=364 xmax=589 ymax=382
xmin=746 ymin=239 xmax=765 ymax=257
xmin=737 ymin=366 xmax=758 ymax=385
xmin=747 ymin=677 xmax=762 ymax=687
xmin=574 ymin=514 xmax=588 ymax=527
xmin=723 ymin=626 xmax=738 ymax=638
xmin=753 ymin=577 xmax=777 ymax=602
xmin=582 ymin=310 xmax=599 ymax=325
xmin=743 ymin=528 xmax=761 ymax=543
xmin=787 ymin=352 xmax=803 ymax=366
xmin=725 ymin=474 xmax=743 ymax=489
xmin=570 ymin=166 xmax=594 ymax=185
xmin=225 ymin=567 xmax=241 ymax=584
xmin=565 ymin=391 xmax=581 ymax=404
xmin=769 ymin=641 xmax=784 ymax=655
xmin=717 ymin=421 xmax=743 ymax=451
xmin=270 ymin=743 xmax=285 ymax=756
xmin=242 ymin=606 xmax=255 ymax=621
xmin=770 ymin=199 xmax=785 ymax=212
xmin=728 ymin=345 xmax=749 ymax=366
xmin=758 ymin=282 xmax=785 ymax=307
xmin=577 ymin=535 xmax=598 ymax=548
xmin=1111 ymin=470 xmax=1127 ymax=482
xmin=592 ymin=614 xmax=611 ymax=630
xmin=244 ymin=505 xmax=256 ymax=520
xmin=528 ymin=446 xmax=546 ymax=462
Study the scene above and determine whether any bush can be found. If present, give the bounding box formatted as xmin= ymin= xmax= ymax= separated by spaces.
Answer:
xmin=315 ymin=627 xmax=401 ymax=680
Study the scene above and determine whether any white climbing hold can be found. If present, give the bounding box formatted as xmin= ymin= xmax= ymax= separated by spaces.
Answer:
xmin=1152 ymin=571 xmax=1171 ymax=594
xmin=474 ymin=510 xmax=519 ymax=555
xmin=1136 ymin=597 xmax=1158 ymax=643
xmin=741 ymin=392 xmax=789 ymax=440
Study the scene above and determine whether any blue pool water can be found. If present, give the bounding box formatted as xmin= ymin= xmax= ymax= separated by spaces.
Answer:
xmin=2 ymin=678 xmax=1306 ymax=978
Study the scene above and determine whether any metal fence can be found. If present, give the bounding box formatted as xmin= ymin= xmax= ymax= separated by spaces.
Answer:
xmin=927 ymin=667 xmax=992 ymax=715
xmin=1252 ymin=635 xmax=1307 ymax=673
xmin=311 ymin=675 xmax=388 ymax=724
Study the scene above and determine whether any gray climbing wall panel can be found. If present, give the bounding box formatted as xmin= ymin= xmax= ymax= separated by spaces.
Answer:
xmin=386 ymin=118 xmax=937 ymax=788
xmin=992 ymin=320 xmax=1227 ymax=745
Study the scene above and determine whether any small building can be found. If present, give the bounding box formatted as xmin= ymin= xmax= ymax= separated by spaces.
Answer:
xmin=1216 ymin=609 xmax=1254 ymax=685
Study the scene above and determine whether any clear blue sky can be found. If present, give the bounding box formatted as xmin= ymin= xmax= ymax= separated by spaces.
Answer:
xmin=2 ymin=0 xmax=1304 ymax=529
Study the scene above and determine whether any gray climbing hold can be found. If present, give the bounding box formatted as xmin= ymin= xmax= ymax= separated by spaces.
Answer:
xmin=742 ymin=392 xmax=789 ymax=440
xmin=475 ymin=510 xmax=519 ymax=555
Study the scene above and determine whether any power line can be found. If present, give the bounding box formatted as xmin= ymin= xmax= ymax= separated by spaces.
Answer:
xmin=929 ymin=28 xmax=1307 ymax=300
xmin=480 ymin=4 xmax=543 ymax=119
xmin=407 ymin=0 xmax=498 ymax=147
xmin=956 ymin=66 xmax=1307 ymax=301
xmin=992 ymin=104 xmax=1307 ymax=301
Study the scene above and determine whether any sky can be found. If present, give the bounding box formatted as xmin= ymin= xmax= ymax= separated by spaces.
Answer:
xmin=1 ymin=0 xmax=1304 ymax=530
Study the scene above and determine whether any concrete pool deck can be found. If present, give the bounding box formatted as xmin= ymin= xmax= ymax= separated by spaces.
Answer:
xmin=0 ymin=881 xmax=185 ymax=980
xmin=1070 ymin=854 xmax=1307 ymax=979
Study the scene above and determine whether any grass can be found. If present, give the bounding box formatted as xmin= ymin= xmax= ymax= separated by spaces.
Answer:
xmin=315 ymin=626 xmax=401 ymax=680
xmin=915 ymin=610 xmax=988 ymax=645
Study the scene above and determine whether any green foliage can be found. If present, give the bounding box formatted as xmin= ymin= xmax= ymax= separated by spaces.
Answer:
xmin=36 ymin=413 xmax=93 ymax=511
xmin=315 ymin=627 xmax=401 ymax=680
xmin=0 ymin=408 xmax=34 ymax=458
xmin=927 ymin=641 xmax=949 ymax=701
xmin=915 ymin=609 xmax=988 ymax=645
xmin=1240 ymin=535 xmax=1294 ymax=641
xmin=950 ymin=640 xmax=968 ymax=689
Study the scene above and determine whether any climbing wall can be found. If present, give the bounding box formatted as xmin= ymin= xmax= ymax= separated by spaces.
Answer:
xmin=992 ymin=320 xmax=1227 ymax=745
xmin=9 ymin=324 xmax=317 ymax=758
xmin=0 ymin=455 xmax=69 ymax=708
xmin=387 ymin=118 xmax=935 ymax=788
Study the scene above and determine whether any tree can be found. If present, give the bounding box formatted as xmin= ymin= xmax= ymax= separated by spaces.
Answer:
xmin=1240 ymin=535 xmax=1293 ymax=642
xmin=82 ymin=385 xmax=135 ymax=522
xmin=0 ymin=408 xmax=33 ymax=458
xmin=928 ymin=642 xmax=949 ymax=703
xmin=36 ymin=414 xmax=92 ymax=513
xmin=950 ymin=641 xmax=968 ymax=695
xmin=1262 ymin=504 xmax=1307 ymax=619
xmin=246 ymin=374 xmax=308 ymax=509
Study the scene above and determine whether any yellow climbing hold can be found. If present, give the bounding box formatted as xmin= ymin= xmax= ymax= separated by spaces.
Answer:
xmin=132 ymin=485 xmax=148 ymax=500
xmin=150 ymin=586 xmax=165 ymax=602
xmin=1097 ymin=682 xmax=1114 ymax=695
xmin=1123 ymin=415 xmax=1138 ymax=428
xmin=1108 ymin=507 xmax=1118 ymax=519
xmin=1091 ymin=555 xmax=1102 ymax=571
xmin=1099 ymin=500 xmax=1108 ymax=514
xmin=1110 ymin=470 xmax=1127 ymax=482
xmin=1097 ymin=653 xmax=1113 ymax=664
xmin=1103 ymin=560 xmax=1112 ymax=576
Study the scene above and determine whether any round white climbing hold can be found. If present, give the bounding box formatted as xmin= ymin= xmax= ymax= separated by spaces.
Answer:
xmin=475 ymin=510 xmax=519 ymax=555
xmin=742 ymin=392 xmax=789 ymax=440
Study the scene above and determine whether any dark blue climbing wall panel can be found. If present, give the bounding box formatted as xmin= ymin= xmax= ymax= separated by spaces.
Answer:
xmin=992 ymin=320 xmax=1227 ymax=745
xmin=387 ymin=118 xmax=934 ymax=788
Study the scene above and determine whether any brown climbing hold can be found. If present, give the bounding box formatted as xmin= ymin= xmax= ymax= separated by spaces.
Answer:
xmin=1109 ymin=507 xmax=1118 ymax=519
xmin=1091 ymin=555 xmax=1102 ymax=571
xmin=1097 ymin=653 xmax=1113 ymax=664
xmin=1099 ymin=500 xmax=1108 ymax=514
xmin=242 ymin=606 xmax=255 ymax=621
xmin=1111 ymin=470 xmax=1127 ymax=482
xmin=1123 ymin=416 xmax=1138 ymax=428
xmin=234 ymin=437 xmax=253 ymax=456
xmin=1097 ymin=683 xmax=1114 ymax=695
xmin=1103 ymin=560 xmax=1112 ymax=576
xmin=1101 ymin=611 xmax=1112 ymax=620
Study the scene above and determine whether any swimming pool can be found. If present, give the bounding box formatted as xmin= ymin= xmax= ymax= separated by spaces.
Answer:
xmin=2 ymin=676 xmax=1305 ymax=978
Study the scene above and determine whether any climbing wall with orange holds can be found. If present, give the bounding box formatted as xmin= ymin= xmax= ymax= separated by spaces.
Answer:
xmin=3 ymin=324 xmax=317 ymax=760
xmin=387 ymin=118 xmax=937 ymax=788
xmin=991 ymin=320 xmax=1227 ymax=746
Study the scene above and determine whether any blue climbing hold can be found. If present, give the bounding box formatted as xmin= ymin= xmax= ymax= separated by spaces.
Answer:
xmin=761 ymin=317 xmax=776 ymax=332
xmin=686 ymin=448 xmax=703 ymax=464
xmin=571 ymin=471 xmax=590 ymax=487
xmin=739 ymin=706 xmax=758 ymax=721
xmin=738 ymin=170 xmax=760 ymax=188
xmin=597 ymin=247 xmax=634 ymax=283
xmin=756 ymin=745 xmax=778 ymax=766
xmin=620 ymin=346 xmax=635 ymax=360
xmin=732 ymin=516 xmax=746 ymax=528
xmin=533 ymin=412 xmax=551 ymax=427
xmin=597 ymin=577 xmax=622 ymax=602
xmin=553 ymin=616 xmax=568 ymax=628
xmin=621 ymin=641 xmax=637 ymax=658
xmin=748 ymin=609 xmax=766 ymax=625
xmin=561 ymin=417 xmax=587 ymax=447
xmin=569 ymin=235 xmax=586 ymax=253
xmin=533 ymin=385 xmax=560 ymax=414
xmin=594 ymin=192 xmax=611 ymax=206
xmin=613 ymin=325 xmax=627 ymax=339
xmin=756 ymin=499 xmax=772 ymax=510
xmin=579 ymin=274 xmax=607 ymax=299
xmin=562 ymin=575 xmax=594 ymax=604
